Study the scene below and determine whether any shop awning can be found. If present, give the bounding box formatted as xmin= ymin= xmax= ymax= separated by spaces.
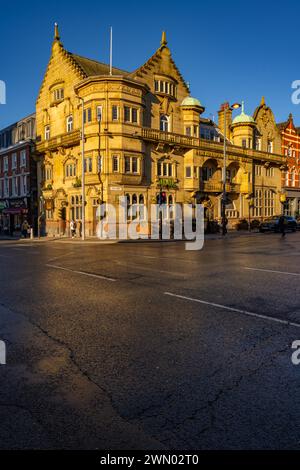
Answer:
xmin=2 ymin=208 xmax=28 ymax=215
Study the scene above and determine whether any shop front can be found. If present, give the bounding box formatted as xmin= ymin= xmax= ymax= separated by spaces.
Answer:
xmin=1 ymin=199 xmax=30 ymax=236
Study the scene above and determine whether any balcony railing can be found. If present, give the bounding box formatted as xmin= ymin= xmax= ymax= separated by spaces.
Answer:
xmin=141 ymin=128 xmax=199 ymax=148
xmin=36 ymin=130 xmax=81 ymax=152
xmin=200 ymin=181 xmax=240 ymax=193
xmin=141 ymin=127 xmax=284 ymax=164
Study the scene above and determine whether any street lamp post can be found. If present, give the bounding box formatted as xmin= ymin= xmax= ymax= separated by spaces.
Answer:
xmin=78 ymin=97 xmax=85 ymax=241
xmin=38 ymin=195 xmax=44 ymax=239
xmin=97 ymin=111 xmax=104 ymax=235
xmin=248 ymin=196 xmax=254 ymax=231
xmin=221 ymin=102 xmax=241 ymax=236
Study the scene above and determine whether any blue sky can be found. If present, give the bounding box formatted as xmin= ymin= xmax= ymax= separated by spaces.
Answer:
xmin=1 ymin=0 xmax=300 ymax=128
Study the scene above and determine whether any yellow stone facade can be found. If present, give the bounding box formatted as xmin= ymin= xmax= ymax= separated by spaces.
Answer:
xmin=36 ymin=26 xmax=286 ymax=235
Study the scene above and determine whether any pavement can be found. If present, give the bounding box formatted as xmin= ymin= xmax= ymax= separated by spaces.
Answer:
xmin=0 ymin=231 xmax=300 ymax=449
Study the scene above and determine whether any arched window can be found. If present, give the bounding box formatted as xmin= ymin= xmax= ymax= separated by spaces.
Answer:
xmin=125 ymin=193 xmax=131 ymax=221
xmin=139 ymin=194 xmax=145 ymax=220
xmin=45 ymin=125 xmax=50 ymax=140
xmin=168 ymin=194 xmax=174 ymax=219
xmin=285 ymin=171 xmax=290 ymax=186
xmin=131 ymin=194 xmax=138 ymax=220
xmin=160 ymin=115 xmax=169 ymax=132
xmin=66 ymin=115 xmax=73 ymax=133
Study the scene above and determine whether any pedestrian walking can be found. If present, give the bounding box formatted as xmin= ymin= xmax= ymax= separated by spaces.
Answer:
xmin=222 ymin=215 xmax=228 ymax=236
xmin=70 ymin=219 xmax=77 ymax=238
xmin=278 ymin=215 xmax=286 ymax=238
xmin=78 ymin=220 xmax=82 ymax=238
xmin=21 ymin=220 xmax=29 ymax=238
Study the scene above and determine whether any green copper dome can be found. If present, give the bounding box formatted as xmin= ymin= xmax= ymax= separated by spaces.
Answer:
xmin=181 ymin=96 xmax=202 ymax=107
xmin=232 ymin=102 xmax=254 ymax=125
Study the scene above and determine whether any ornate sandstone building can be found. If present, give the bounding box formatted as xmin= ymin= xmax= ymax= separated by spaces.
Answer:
xmin=36 ymin=25 xmax=285 ymax=235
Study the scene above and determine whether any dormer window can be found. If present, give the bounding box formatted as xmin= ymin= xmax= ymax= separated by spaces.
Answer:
xmin=53 ymin=88 xmax=64 ymax=102
xmin=154 ymin=79 xmax=176 ymax=98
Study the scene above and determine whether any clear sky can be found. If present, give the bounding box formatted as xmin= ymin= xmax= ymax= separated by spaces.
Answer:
xmin=1 ymin=0 xmax=300 ymax=128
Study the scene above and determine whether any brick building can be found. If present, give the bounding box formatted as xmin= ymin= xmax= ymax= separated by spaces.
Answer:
xmin=277 ymin=113 xmax=300 ymax=216
xmin=0 ymin=113 xmax=37 ymax=235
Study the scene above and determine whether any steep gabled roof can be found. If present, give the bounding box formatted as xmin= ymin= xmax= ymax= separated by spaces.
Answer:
xmin=37 ymin=24 xmax=130 ymax=104
xmin=67 ymin=52 xmax=129 ymax=77
xmin=129 ymin=32 xmax=190 ymax=93
xmin=277 ymin=120 xmax=289 ymax=131
xmin=277 ymin=114 xmax=295 ymax=133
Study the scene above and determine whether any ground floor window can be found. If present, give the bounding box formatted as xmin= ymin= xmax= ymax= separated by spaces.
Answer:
xmin=253 ymin=189 xmax=275 ymax=217
xmin=155 ymin=193 xmax=175 ymax=219
xmin=125 ymin=193 xmax=146 ymax=221
xmin=253 ymin=189 xmax=263 ymax=217
xmin=264 ymin=190 xmax=275 ymax=217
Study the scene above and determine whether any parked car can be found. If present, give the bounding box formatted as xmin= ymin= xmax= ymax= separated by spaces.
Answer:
xmin=296 ymin=217 xmax=300 ymax=230
xmin=259 ymin=216 xmax=297 ymax=233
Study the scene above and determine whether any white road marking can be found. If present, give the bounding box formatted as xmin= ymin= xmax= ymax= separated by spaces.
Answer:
xmin=47 ymin=252 xmax=74 ymax=263
xmin=244 ymin=267 xmax=300 ymax=277
xmin=164 ymin=291 xmax=300 ymax=329
xmin=46 ymin=264 xmax=116 ymax=282
xmin=116 ymin=260 xmax=186 ymax=277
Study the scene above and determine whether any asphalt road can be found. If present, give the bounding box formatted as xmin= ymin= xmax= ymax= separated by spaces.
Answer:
xmin=0 ymin=232 xmax=300 ymax=449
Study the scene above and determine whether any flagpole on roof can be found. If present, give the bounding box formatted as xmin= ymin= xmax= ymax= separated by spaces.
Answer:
xmin=109 ymin=27 xmax=113 ymax=76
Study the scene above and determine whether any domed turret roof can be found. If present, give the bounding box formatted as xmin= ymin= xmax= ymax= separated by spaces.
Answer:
xmin=232 ymin=102 xmax=254 ymax=125
xmin=181 ymin=96 xmax=202 ymax=107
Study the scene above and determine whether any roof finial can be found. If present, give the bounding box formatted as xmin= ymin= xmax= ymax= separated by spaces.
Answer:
xmin=241 ymin=100 xmax=245 ymax=113
xmin=54 ymin=22 xmax=60 ymax=41
xmin=260 ymin=96 xmax=265 ymax=106
xmin=161 ymin=31 xmax=167 ymax=47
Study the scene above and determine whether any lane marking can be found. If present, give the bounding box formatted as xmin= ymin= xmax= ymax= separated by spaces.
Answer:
xmin=244 ymin=267 xmax=300 ymax=277
xmin=46 ymin=264 xmax=116 ymax=282
xmin=164 ymin=291 xmax=300 ymax=329
xmin=47 ymin=252 xmax=74 ymax=263
xmin=116 ymin=261 xmax=186 ymax=277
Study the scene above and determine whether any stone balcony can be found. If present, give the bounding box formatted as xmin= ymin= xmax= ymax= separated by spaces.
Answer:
xmin=141 ymin=127 xmax=284 ymax=165
xmin=36 ymin=130 xmax=81 ymax=152
xmin=113 ymin=174 xmax=144 ymax=185
xmin=200 ymin=181 xmax=241 ymax=193
xmin=141 ymin=128 xmax=198 ymax=149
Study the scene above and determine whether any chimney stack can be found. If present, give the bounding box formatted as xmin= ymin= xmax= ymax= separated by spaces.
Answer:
xmin=218 ymin=102 xmax=232 ymax=138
